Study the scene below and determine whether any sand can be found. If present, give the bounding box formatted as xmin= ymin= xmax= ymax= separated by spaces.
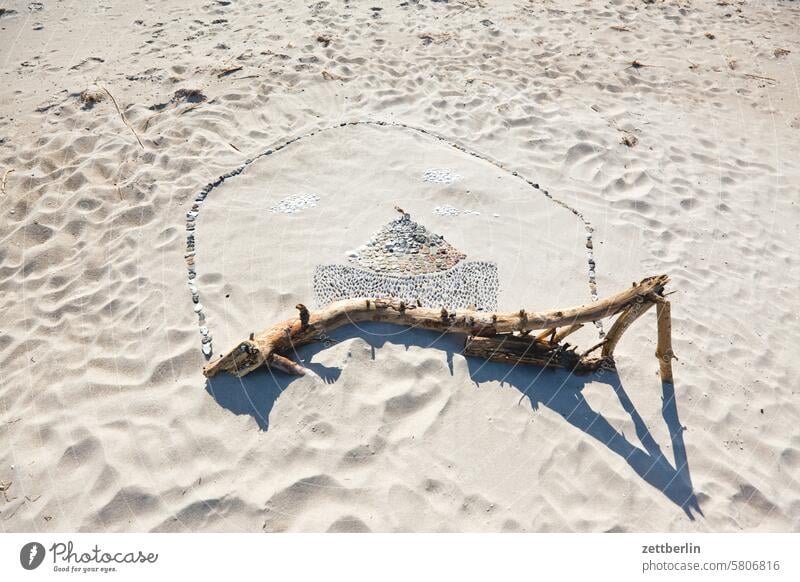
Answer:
xmin=1 ymin=0 xmax=799 ymax=532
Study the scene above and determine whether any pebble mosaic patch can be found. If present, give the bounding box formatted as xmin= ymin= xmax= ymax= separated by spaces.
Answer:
xmin=433 ymin=205 xmax=482 ymax=217
xmin=314 ymin=211 xmax=499 ymax=310
xmin=269 ymin=192 xmax=320 ymax=214
xmin=346 ymin=212 xmax=466 ymax=274
xmin=423 ymin=168 xmax=461 ymax=184
xmin=313 ymin=262 xmax=499 ymax=311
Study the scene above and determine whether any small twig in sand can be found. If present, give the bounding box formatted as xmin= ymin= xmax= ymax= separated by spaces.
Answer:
xmin=1 ymin=168 xmax=14 ymax=194
xmin=745 ymin=73 xmax=777 ymax=83
xmin=626 ymin=59 xmax=666 ymax=70
xmin=142 ymin=113 xmax=159 ymax=132
xmin=100 ymin=85 xmax=145 ymax=149
xmin=178 ymin=104 xmax=201 ymax=116
xmin=217 ymin=66 xmax=243 ymax=78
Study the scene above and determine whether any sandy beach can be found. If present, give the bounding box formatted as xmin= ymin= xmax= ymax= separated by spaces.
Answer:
xmin=1 ymin=0 xmax=799 ymax=532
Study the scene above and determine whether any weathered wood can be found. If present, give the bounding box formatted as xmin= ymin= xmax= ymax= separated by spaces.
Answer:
xmin=534 ymin=327 xmax=557 ymax=344
xmin=269 ymin=353 xmax=307 ymax=376
xmin=601 ymin=299 xmax=656 ymax=357
xmin=552 ymin=323 xmax=584 ymax=344
xmin=204 ymin=275 xmax=670 ymax=379
xmin=655 ymin=300 xmax=675 ymax=384
xmin=463 ymin=334 xmax=610 ymax=375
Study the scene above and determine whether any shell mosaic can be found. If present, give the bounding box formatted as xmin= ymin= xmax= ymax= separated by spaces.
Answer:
xmin=269 ymin=192 xmax=320 ymax=214
xmin=316 ymin=211 xmax=498 ymax=310
xmin=313 ymin=261 xmax=499 ymax=311
xmin=433 ymin=205 xmax=481 ymax=217
xmin=188 ymin=119 xmax=602 ymax=359
xmin=423 ymin=168 xmax=461 ymax=184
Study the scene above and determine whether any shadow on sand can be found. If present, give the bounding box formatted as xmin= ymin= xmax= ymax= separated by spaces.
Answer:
xmin=205 ymin=322 xmax=702 ymax=519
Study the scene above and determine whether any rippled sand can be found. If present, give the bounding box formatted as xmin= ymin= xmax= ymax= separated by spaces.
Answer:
xmin=1 ymin=0 xmax=799 ymax=532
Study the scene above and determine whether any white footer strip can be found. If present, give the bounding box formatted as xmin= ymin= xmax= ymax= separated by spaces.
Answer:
xmin=1 ymin=533 xmax=797 ymax=581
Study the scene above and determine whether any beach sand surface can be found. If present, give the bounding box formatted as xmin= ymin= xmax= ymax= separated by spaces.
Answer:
xmin=1 ymin=0 xmax=799 ymax=532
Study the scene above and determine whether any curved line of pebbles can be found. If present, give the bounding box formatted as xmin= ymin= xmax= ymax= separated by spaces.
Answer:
xmin=187 ymin=120 xmax=602 ymax=358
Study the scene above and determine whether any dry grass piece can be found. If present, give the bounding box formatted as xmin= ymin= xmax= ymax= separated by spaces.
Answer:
xmin=745 ymin=73 xmax=777 ymax=83
xmin=217 ymin=66 xmax=243 ymax=78
xmin=101 ymin=85 xmax=144 ymax=149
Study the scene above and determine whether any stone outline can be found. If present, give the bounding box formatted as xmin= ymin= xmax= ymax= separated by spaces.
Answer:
xmin=187 ymin=120 xmax=601 ymax=358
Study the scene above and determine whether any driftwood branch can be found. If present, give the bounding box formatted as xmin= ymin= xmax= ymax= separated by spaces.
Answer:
xmin=601 ymin=299 xmax=655 ymax=357
xmin=656 ymin=300 xmax=675 ymax=384
xmin=203 ymin=274 xmax=671 ymax=380
xmin=553 ymin=323 xmax=584 ymax=344
xmin=463 ymin=334 xmax=607 ymax=374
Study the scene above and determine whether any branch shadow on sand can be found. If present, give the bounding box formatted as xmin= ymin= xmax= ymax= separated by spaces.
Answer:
xmin=205 ymin=322 xmax=702 ymax=519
